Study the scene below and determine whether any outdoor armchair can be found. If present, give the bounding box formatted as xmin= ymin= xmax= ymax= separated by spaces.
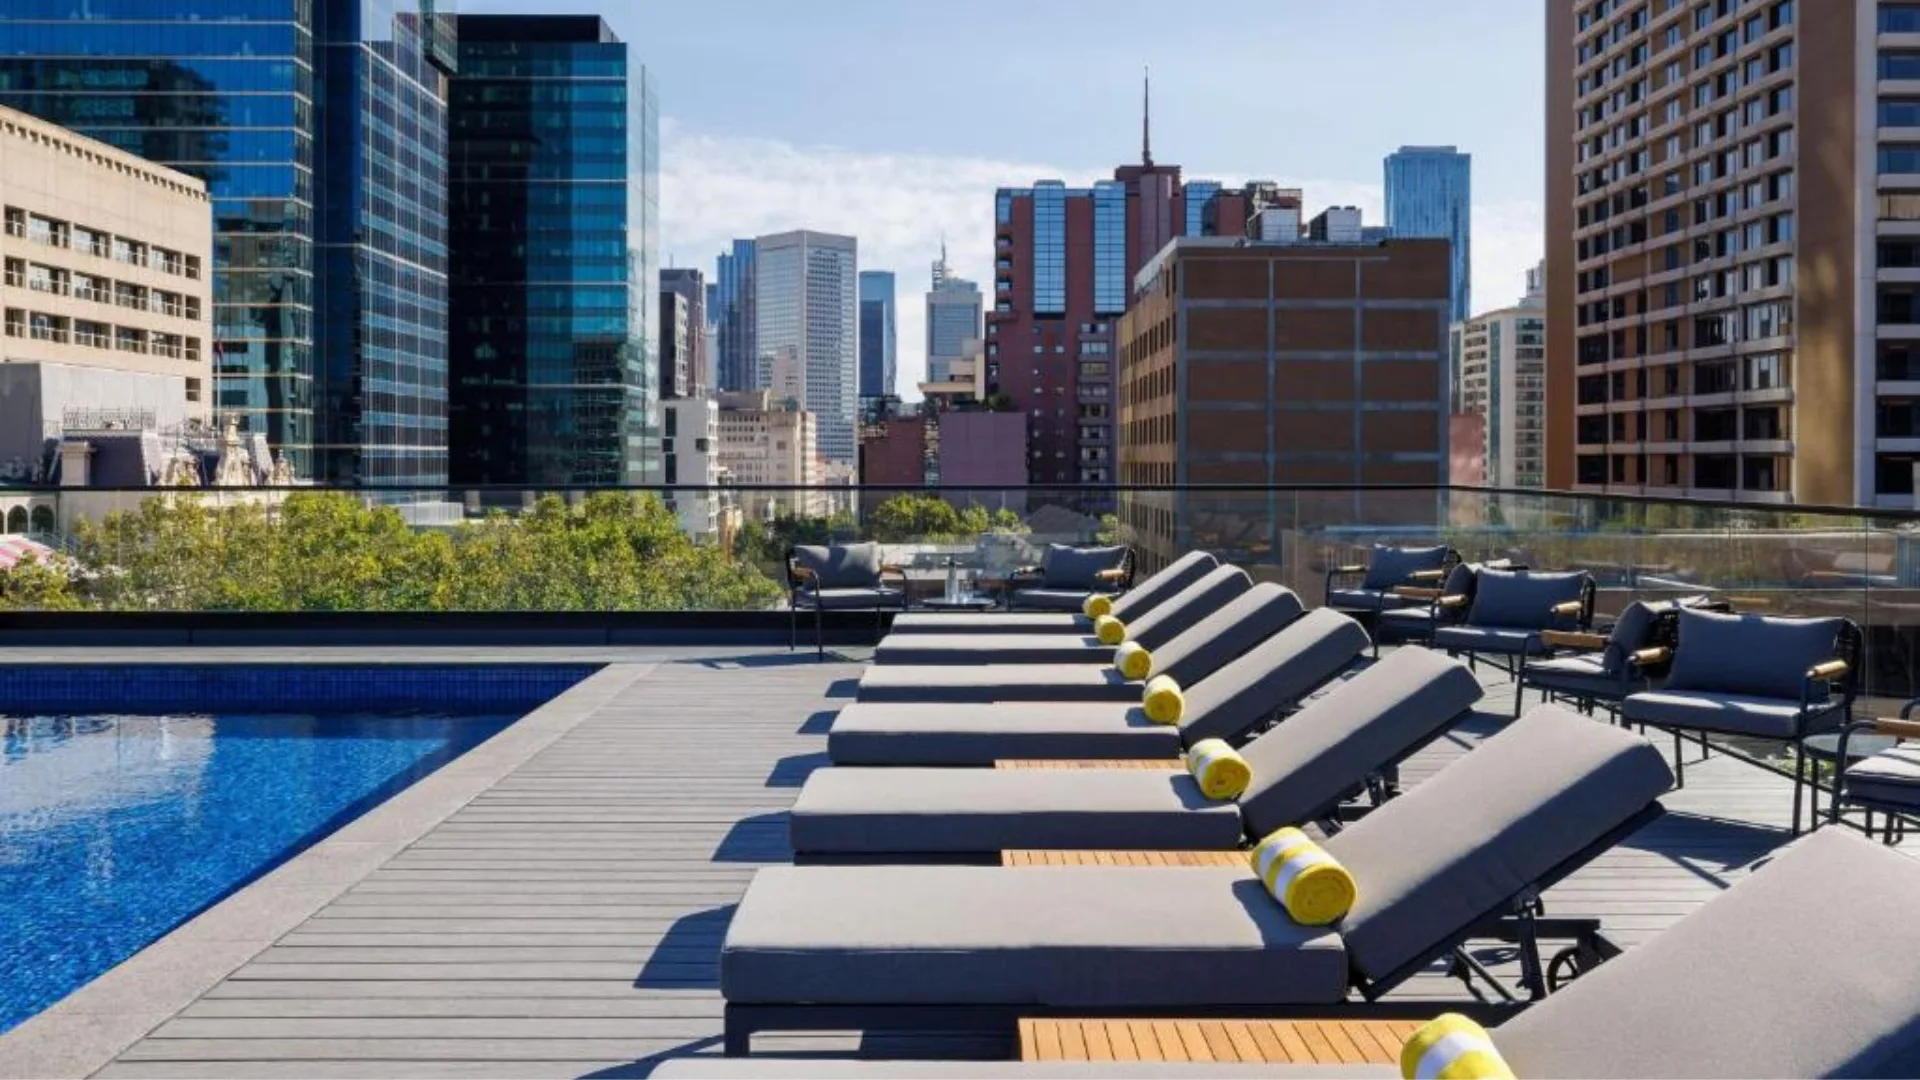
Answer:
xmin=1322 ymin=543 xmax=1455 ymax=614
xmin=786 ymin=542 xmax=909 ymax=659
xmin=1428 ymin=567 xmax=1595 ymax=675
xmin=1004 ymin=543 xmax=1134 ymax=612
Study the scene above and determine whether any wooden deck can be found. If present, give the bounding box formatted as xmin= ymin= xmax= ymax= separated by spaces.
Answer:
xmin=78 ymin=647 xmax=1915 ymax=1077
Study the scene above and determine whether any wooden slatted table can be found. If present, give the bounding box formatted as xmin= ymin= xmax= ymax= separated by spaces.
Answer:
xmin=1002 ymin=849 xmax=1246 ymax=867
xmin=1018 ymin=1018 xmax=1416 ymax=1064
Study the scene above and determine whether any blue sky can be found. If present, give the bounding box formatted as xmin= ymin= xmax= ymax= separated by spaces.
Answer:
xmin=460 ymin=0 xmax=1546 ymax=389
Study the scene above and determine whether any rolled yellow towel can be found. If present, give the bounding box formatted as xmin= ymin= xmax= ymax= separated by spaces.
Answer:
xmin=1093 ymin=614 xmax=1127 ymax=646
xmin=1112 ymin=641 xmax=1153 ymax=681
xmin=1399 ymin=1014 xmax=1515 ymax=1080
xmin=1248 ymin=827 xmax=1357 ymax=926
xmin=1083 ymin=593 xmax=1114 ymax=619
xmin=1142 ymin=674 xmax=1184 ymax=724
xmin=1185 ymin=738 xmax=1251 ymax=800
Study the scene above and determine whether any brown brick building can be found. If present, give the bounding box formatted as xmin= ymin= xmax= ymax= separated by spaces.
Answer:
xmin=1117 ymin=237 xmax=1453 ymax=566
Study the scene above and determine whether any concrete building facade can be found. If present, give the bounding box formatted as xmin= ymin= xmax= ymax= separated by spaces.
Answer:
xmin=753 ymin=230 xmax=858 ymax=473
xmin=1545 ymin=0 xmax=1908 ymax=506
xmin=1452 ymin=264 xmax=1548 ymax=488
xmin=0 ymin=105 xmax=212 ymax=471
xmin=1118 ymin=236 xmax=1452 ymax=566
xmin=716 ymin=388 xmax=824 ymax=519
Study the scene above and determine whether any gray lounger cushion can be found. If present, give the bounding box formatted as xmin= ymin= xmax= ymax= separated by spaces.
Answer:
xmin=1621 ymin=689 xmax=1823 ymax=739
xmin=1109 ymin=551 xmax=1220 ymax=621
xmin=1496 ymin=828 xmax=1920 ymax=1079
xmin=827 ymin=703 xmax=1183 ymax=766
xmin=887 ymin=612 xmax=1083 ymax=635
xmin=721 ymin=865 xmax=1349 ymax=1006
xmin=655 ymin=1061 xmax=1388 ymax=1078
xmin=1845 ymin=744 xmax=1920 ymax=808
xmin=1236 ymin=647 xmax=1482 ymax=837
xmin=832 ymin=609 xmax=1365 ymax=766
xmin=1011 ymin=588 xmax=1102 ymax=611
xmin=857 ymin=583 xmax=1303 ymax=704
xmin=872 ymin=633 xmax=1113 ymax=666
xmin=789 ymin=768 xmax=1245 ymax=855
xmin=1325 ymin=705 xmax=1671 ymax=985
xmin=857 ymin=664 xmax=1137 ymax=704
xmin=1120 ymin=564 xmax=1255 ymax=651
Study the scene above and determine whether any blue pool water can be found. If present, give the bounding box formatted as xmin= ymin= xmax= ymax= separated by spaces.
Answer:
xmin=0 ymin=710 xmax=516 ymax=1033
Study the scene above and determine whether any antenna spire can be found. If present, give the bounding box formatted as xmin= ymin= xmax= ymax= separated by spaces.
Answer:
xmin=1142 ymin=65 xmax=1153 ymax=166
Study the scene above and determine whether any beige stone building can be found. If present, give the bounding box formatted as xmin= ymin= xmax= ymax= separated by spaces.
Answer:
xmin=0 ymin=104 xmax=212 ymax=474
xmin=716 ymin=389 xmax=826 ymax=520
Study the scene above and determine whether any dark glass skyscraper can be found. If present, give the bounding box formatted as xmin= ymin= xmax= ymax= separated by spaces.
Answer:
xmin=446 ymin=15 xmax=660 ymax=486
xmin=713 ymin=238 xmax=755 ymax=392
xmin=857 ymin=270 xmax=895 ymax=403
xmin=0 ymin=0 xmax=457 ymax=485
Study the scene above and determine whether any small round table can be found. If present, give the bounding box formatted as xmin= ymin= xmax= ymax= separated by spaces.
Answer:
xmin=921 ymin=594 xmax=997 ymax=613
xmin=1803 ymin=732 xmax=1903 ymax=838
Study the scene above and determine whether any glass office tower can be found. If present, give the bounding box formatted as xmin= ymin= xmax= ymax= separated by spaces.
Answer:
xmin=447 ymin=15 xmax=661 ymax=486
xmin=0 ymin=0 xmax=457 ymax=485
xmin=713 ymin=238 xmax=756 ymax=392
xmin=1385 ymin=145 xmax=1472 ymax=324
xmin=858 ymin=270 xmax=895 ymax=402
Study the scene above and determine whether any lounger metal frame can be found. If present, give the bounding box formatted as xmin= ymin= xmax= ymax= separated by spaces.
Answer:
xmin=723 ymin=801 xmax=1664 ymax=1055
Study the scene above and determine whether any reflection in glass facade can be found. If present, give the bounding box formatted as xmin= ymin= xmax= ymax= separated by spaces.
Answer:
xmin=1184 ymin=180 xmax=1221 ymax=236
xmin=1092 ymin=180 xmax=1126 ymax=316
xmin=1032 ymin=181 xmax=1066 ymax=316
xmin=0 ymin=0 xmax=455 ymax=485
xmin=858 ymin=270 xmax=895 ymax=401
xmin=1385 ymin=145 xmax=1472 ymax=323
xmin=713 ymin=238 xmax=756 ymax=391
xmin=447 ymin=15 xmax=659 ymax=485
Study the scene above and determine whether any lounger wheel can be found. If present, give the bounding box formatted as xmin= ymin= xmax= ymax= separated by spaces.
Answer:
xmin=1546 ymin=944 xmax=1597 ymax=993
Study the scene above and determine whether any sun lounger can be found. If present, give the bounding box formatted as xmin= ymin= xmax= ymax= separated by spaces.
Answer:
xmin=830 ymin=609 xmax=1370 ymax=766
xmin=873 ymin=564 xmax=1254 ymax=666
xmin=680 ymin=828 xmax=1920 ymax=1077
xmin=723 ymin=706 xmax=1671 ymax=1053
xmin=857 ymin=583 xmax=1303 ymax=704
xmin=887 ymin=551 xmax=1218 ymax=636
xmin=794 ymin=647 xmax=1483 ymax=860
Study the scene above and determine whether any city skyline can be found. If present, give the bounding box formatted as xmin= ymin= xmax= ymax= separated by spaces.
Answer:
xmin=460 ymin=0 xmax=1545 ymax=399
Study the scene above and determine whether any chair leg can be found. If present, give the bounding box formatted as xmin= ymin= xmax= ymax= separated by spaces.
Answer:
xmin=789 ymin=604 xmax=796 ymax=651
xmin=1791 ymin=745 xmax=1805 ymax=836
xmin=1672 ymin=730 xmax=1685 ymax=789
xmin=815 ymin=607 xmax=825 ymax=661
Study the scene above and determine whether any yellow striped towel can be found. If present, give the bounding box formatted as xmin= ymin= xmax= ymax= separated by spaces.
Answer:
xmin=1113 ymin=641 xmax=1152 ymax=680
xmin=1093 ymin=614 xmax=1127 ymax=646
xmin=1248 ymin=827 xmax=1357 ymax=926
xmin=1083 ymin=593 xmax=1114 ymax=618
xmin=1142 ymin=674 xmax=1184 ymax=724
xmin=1399 ymin=1014 xmax=1514 ymax=1080
xmin=1185 ymin=738 xmax=1251 ymax=799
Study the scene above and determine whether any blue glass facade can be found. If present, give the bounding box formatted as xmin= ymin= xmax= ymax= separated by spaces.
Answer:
xmin=713 ymin=238 xmax=756 ymax=391
xmin=1092 ymin=180 xmax=1126 ymax=316
xmin=1184 ymin=180 xmax=1221 ymax=237
xmin=1032 ymin=181 xmax=1067 ymax=317
xmin=0 ymin=0 xmax=455 ymax=485
xmin=446 ymin=15 xmax=659 ymax=485
xmin=1384 ymin=145 xmax=1472 ymax=323
xmin=857 ymin=270 xmax=895 ymax=401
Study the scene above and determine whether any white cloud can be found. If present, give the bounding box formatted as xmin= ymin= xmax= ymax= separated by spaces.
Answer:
xmin=658 ymin=124 xmax=1544 ymax=399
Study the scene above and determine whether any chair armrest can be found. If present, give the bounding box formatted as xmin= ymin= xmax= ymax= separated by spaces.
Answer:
xmin=879 ymin=564 xmax=907 ymax=573
xmin=1631 ymin=646 xmax=1671 ymax=667
xmin=1436 ymin=594 xmax=1470 ymax=609
xmin=1406 ymin=568 xmax=1446 ymax=581
xmin=1332 ymin=564 xmax=1367 ymax=575
xmin=1550 ymin=599 xmax=1584 ymax=617
xmin=1809 ymin=659 xmax=1849 ymax=681
xmin=1094 ymin=567 xmax=1127 ymax=584
xmin=1393 ymin=585 xmax=1442 ymax=600
xmin=1541 ymin=630 xmax=1606 ymax=652
xmin=1868 ymin=717 xmax=1920 ymax=741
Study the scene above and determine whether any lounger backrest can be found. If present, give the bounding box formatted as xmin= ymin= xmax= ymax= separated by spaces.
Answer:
xmin=1127 ymin=565 xmax=1254 ymax=651
xmin=1149 ymin=583 xmax=1305 ymax=687
xmin=1324 ymin=705 xmax=1671 ymax=985
xmin=1110 ymin=551 xmax=1219 ymax=623
xmin=1176 ymin=608 xmax=1371 ymax=745
xmin=1235 ymin=646 xmax=1482 ymax=838
xmin=1496 ymin=828 xmax=1920 ymax=1078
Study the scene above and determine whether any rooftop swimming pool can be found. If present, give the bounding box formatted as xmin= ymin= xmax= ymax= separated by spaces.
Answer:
xmin=0 ymin=664 xmax=595 ymax=1034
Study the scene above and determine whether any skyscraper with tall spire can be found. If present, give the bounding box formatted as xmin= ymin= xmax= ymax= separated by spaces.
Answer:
xmin=925 ymin=242 xmax=981 ymax=385
xmin=989 ymin=77 xmax=1293 ymax=485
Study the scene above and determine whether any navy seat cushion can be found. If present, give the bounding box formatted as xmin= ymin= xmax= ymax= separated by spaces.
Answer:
xmin=1664 ymin=608 xmax=1842 ymax=701
xmin=795 ymin=543 xmax=883 ymax=589
xmin=1041 ymin=544 xmax=1128 ymax=589
xmin=1466 ymin=569 xmax=1588 ymax=630
xmin=1360 ymin=545 xmax=1449 ymax=590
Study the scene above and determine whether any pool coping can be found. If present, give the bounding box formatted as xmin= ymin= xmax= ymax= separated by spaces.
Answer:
xmin=0 ymin=660 xmax=655 ymax=1080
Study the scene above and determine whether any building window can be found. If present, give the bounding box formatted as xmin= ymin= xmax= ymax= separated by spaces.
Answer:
xmin=1032 ymin=181 xmax=1067 ymax=316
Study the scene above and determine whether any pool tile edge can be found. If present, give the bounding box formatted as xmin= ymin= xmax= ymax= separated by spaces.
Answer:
xmin=0 ymin=661 xmax=655 ymax=1080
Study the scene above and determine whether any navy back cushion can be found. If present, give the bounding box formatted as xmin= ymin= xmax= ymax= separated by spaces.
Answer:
xmin=1664 ymin=609 xmax=1843 ymax=700
xmin=1361 ymin=544 xmax=1450 ymax=590
xmin=1041 ymin=544 xmax=1128 ymax=589
xmin=794 ymin=543 xmax=883 ymax=589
